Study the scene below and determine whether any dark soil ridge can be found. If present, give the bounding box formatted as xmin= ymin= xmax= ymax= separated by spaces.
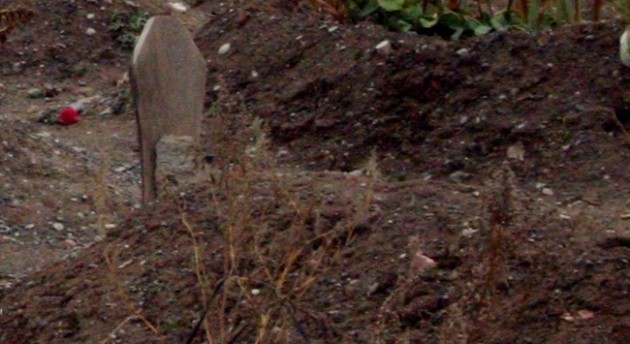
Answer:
xmin=0 ymin=172 xmax=627 ymax=343
xmin=197 ymin=4 xmax=630 ymax=187
xmin=0 ymin=1 xmax=628 ymax=343
xmin=0 ymin=0 xmax=137 ymax=79
xmin=0 ymin=117 xmax=95 ymax=235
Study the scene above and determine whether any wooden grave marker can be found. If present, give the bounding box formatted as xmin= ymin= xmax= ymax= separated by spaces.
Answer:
xmin=130 ymin=15 xmax=206 ymax=203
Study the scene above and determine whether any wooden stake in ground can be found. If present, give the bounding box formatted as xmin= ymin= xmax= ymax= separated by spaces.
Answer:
xmin=130 ymin=15 xmax=207 ymax=203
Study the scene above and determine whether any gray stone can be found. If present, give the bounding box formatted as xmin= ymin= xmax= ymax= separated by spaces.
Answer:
xmin=27 ymin=88 xmax=44 ymax=98
xmin=155 ymin=135 xmax=197 ymax=193
xmin=542 ymin=187 xmax=554 ymax=196
xmin=99 ymin=107 xmax=113 ymax=117
xmin=449 ymin=170 xmax=471 ymax=184
xmin=130 ymin=15 xmax=207 ymax=203
xmin=456 ymin=48 xmax=469 ymax=57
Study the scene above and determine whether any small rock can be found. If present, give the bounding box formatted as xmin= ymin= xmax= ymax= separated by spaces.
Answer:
xmin=367 ymin=282 xmax=380 ymax=296
xmin=456 ymin=48 xmax=469 ymax=57
xmin=165 ymin=1 xmax=188 ymax=13
xmin=462 ymin=228 xmax=478 ymax=237
xmin=64 ymin=239 xmax=77 ymax=249
xmin=251 ymin=288 xmax=261 ymax=296
xmin=155 ymin=135 xmax=198 ymax=192
xmin=86 ymin=13 xmax=95 ymax=20
xmin=375 ymin=40 xmax=392 ymax=54
xmin=412 ymin=252 xmax=437 ymax=272
xmin=99 ymin=107 xmax=113 ymax=116
xmin=542 ymin=187 xmax=554 ymax=196
xmin=12 ymin=62 xmax=23 ymax=73
xmin=52 ymin=222 xmax=65 ymax=231
xmin=577 ymin=309 xmax=595 ymax=320
xmin=86 ymin=28 xmax=97 ymax=36
xmin=27 ymin=88 xmax=44 ymax=98
xmin=449 ymin=171 xmax=471 ymax=183
xmin=506 ymin=142 xmax=525 ymax=161
xmin=275 ymin=149 xmax=289 ymax=158
xmin=69 ymin=95 xmax=101 ymax=115
xmin=218 ymin=43 xmax=231 ymax=55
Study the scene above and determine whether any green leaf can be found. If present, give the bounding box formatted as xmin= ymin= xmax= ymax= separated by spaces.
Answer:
xmin=555 ymin=0 xmax=573 ymax=24
xmin=439 ymin=12 xmax=464 ymax=29
xmin=527 ymin=0 xmax=540 ymax=28
xmin=378 ymin=0 xmax=405 ymax=12
xmin=394 ymin=19 xmax=413 ymax=32
xmin=402 ymin=4 xmax=423 ymax=18
xmin=419 ymin=15 xmax=438 ymax=28
xmin=451 ymin=27 xmax=465 ymax=40
xmin=489 ymin=14 xmax=507 ymax=31
xmin=357 ymin=0 xmax=380 ymax=17
xmin=473 ymin=23 xmax=492 ymax=35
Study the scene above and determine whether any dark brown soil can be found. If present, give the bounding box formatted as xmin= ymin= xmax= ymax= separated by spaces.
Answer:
xmin=0 ymin=0 xmax=628 ymax=343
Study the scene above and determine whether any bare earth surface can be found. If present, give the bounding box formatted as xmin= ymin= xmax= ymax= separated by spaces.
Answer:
xmin=0 ymin=0 xmax=628 ymax=343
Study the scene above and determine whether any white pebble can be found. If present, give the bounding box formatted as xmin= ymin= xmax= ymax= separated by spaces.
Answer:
xmin=218 ymin=43 xmax=231 ymax=55
xmin=542 ymin=187 xmax=554 ymax=196
xmin=166 ymin=2 xmax=188 ymax=13
xmin=375 ymin=40 xmax=391 ymax=54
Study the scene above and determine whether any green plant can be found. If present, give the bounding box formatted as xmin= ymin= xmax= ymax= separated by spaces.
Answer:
xmin=347 ymin=0 xmax=623 ymax=39
xmin=107 ymin=10 xmax=150 ymax=49
xmin=348 ymin=0 xmax=521 ymax=40
xmin=611 ymin=0 xmax=630 ymax=21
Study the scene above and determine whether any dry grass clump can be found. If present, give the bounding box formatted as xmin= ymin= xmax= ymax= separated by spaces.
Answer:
xmin=171 ymin=83 xmax=380 ymax=343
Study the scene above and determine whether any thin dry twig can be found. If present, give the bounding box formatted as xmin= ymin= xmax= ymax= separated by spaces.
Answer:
xmin=103 ymin=245 xmax=161 ymax=336
xmin=583 ymin=105 xmax=630 ymax=145
xmin=181 ymin=209 xmax=213 ymax=343
xmin=99 ymin=315 xmax=138 ymax=344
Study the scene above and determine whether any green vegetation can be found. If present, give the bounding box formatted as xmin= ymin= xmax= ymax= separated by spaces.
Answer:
xmin=348 ymin=0 xmax=519 ymax=40
xmin=345 ymin=0 xmax=621 ymax=40
xmin=612 ymin=0 xmax=630 ymax=21
xmin=107 ymin=10 xmax=150 ymax=49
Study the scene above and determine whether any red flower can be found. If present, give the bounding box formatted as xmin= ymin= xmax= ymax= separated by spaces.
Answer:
xmin=58 ymin=107 xmax=80 ymax=125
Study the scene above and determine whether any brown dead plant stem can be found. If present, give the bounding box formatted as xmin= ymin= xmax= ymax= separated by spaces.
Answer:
xmin=440 ymin=162 xmax=525 ymax=342
xmin=307 ymin=0 xmax=347 ymax=22
xmin=199 ymin=81 xmax=378 ymax=342
xmin=581 ymin=105 xmax=630 ymax=145
xmin=181 ymin=209 xmax=214 ymax=343
xmin=102 ymin=244 xmax=161 ymax=341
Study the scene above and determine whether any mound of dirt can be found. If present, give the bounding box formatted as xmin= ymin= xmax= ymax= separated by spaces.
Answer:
xmin=0 ymin=0 xmax=628 ymax=343
xmin=1 ymin=166 xmax=628 ymax=343
xmin=196 ymin=1 xmax=630 ymax=190
xmin=0 ymin=0 xmax=143 ymax=79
